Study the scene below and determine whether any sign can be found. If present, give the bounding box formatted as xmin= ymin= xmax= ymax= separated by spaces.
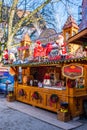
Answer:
xmin=62 ymin=64 xmax=83 ymax=79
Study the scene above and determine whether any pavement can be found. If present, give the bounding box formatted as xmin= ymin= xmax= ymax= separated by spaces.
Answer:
xmin=0 ymin=95 xmax=83 ymax=130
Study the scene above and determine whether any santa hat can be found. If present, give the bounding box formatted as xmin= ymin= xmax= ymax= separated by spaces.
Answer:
xmin=36 ymin=40 xmax=41 ymax=45
xmin=5 ymin=49 xmax=8 ymax=52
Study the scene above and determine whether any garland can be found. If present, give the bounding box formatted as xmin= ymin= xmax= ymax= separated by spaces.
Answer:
xmin=32 ymin=91 xmax=40 ymax=100
xmin=50 ymin=94 xmax=58 ymax=103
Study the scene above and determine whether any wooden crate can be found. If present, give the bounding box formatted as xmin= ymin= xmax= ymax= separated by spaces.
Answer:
xmin=7 ymin=95 xmax=15 ymax=102
xmin=57 ymin=111 xmax=70 ymax=122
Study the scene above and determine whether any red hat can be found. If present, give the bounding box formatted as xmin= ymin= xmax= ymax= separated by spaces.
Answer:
xmin=36 ymin=40 xmax=41 ymax=45
xmin=5 ymin=49 xmax=8 ymax=52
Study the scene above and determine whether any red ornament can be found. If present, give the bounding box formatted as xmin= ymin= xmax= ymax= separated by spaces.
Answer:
xmin=36 ymin=40 xmax=41 ymax=45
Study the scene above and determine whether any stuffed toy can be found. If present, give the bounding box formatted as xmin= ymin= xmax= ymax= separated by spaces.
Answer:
xmin=9 ymin=52 xmax=16 ymax=64
xmin=43 ymin=73 xmax=51 ymax=86
xmin=33 ymin=40 xmax=45 ymax=61
xmin=3 ymin=49 xmax=9 ymax=64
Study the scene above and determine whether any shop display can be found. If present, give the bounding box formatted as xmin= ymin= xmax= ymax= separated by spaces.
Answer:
xmin=3 ymin=22 xmax=87 ymax=120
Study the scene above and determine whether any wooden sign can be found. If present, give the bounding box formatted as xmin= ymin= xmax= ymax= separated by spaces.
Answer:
xmin=62 ymin=64 xmax=83 ymax=79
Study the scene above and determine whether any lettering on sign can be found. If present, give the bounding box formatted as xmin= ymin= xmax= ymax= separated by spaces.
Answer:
xmin=62 ymin=64 xmax=83 ymax=79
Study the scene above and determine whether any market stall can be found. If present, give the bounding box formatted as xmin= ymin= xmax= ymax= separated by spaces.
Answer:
xmin=3 ymin=32 xmax=87 ymax=120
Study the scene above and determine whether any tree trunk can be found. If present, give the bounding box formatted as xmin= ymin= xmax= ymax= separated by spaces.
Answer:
xmin=7 ymin=0 xmax=52 ymax=48
xmin=7 ymin=34 xmax=14 ymax=50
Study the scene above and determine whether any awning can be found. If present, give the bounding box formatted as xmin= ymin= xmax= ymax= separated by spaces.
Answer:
xmin=68 ymin=28 xmax=87 ymax=44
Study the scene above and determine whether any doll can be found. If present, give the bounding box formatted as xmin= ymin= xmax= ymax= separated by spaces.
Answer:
xmin=3 ymin=49 xmax=9 ymax=64
xmin=43 ymin=73 xmax=51 ymax=87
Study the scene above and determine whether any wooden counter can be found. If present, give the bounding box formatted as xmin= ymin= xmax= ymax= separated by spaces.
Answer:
xmin=14 ymin=84 xmax=87 ymax=118
xmin=15 ymin=84 xmax=67 ymax=112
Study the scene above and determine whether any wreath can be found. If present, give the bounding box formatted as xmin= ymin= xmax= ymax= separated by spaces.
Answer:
xmin=32 ymin=91 xmax=39 ymax=100
xmin=50 ymin=94 xmax=59 ymax=103
xmin=18 ymin=89 xmax=25 ymax=96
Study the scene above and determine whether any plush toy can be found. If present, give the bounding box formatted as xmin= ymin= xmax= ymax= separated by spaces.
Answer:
xmin=43 ymin=73 xmax=51 ymax=86
xmin=3 ymin=49 xmax=9 ymax=64
xmin=33 ymin=40 xmax=45 ymax=61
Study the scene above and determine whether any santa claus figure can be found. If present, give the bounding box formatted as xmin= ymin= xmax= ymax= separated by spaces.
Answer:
xmin=3 ymin=49 xmax=9 ymax=64
xmin=9 ymin=52 xmax=16 ymax=64
xmin=34 ymin=40 xmax=44 ymax=61
xmin=56 ymin=35 xmax=67 ymax=60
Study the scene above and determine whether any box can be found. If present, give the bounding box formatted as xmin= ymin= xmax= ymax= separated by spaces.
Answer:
xmin=57 ymin=111 xmax=70 ymax=122
xmin=7 ymin=95 xmax=15 ymax=102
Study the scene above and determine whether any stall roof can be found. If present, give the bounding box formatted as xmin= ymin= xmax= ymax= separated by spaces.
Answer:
xmin=68 ymin=28 xmax=87 ymax=44
xmin=4 ymin=57 xmax=87 ymax=67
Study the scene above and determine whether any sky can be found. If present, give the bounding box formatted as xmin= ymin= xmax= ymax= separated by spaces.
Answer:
xmin=1 ymin=0 xmax=83 ymax=40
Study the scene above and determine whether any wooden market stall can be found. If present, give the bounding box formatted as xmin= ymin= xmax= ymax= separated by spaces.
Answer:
xmin=6 ymin=27 xmax=87 ymax=120
xmin=8 ymin=57 xmax=87 ymax=119
xmin=4 ymin=15 xmax=87 ymax=121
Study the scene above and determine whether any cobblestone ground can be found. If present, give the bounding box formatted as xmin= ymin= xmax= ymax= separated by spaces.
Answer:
xmin=0 ymin=96 xmax=87 ymax=130
xmin=0 ymin=105 xmax=62 ymax=130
